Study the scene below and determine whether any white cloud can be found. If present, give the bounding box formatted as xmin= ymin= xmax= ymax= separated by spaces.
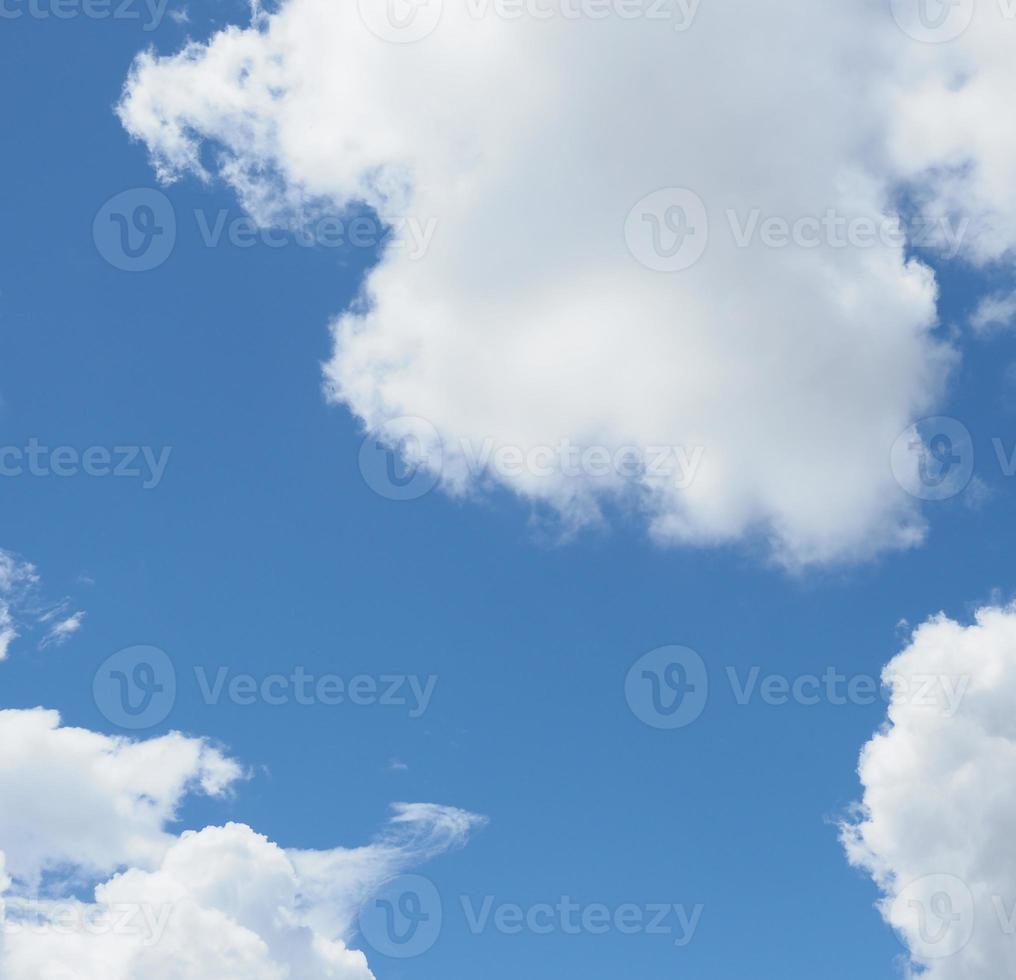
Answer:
xmin=0 ymin=551 xmax=40 ymax=660
xmin=886 ymin=2 xmax=1016 ymax=266
xmin=0 ymin=619 xmax=16 ymax=662
xmin=0 ymin=551 xmax=38 ymax=595
xmin=971 ymin=290 xmax=1016 ymax=333
xmin=291 ymin=800 xmax=487 ymax=939
xmin=116 ymin=0 xmax=1016 ymax=565
xmin=0 ymin=709 xmax=484 ymax=979
xmin=0 ymin=549 xmax=84 ymax=659
xmin=843 ymin=605 xmax=1016 ymax=978
xmin=0 ymin=708 xmax=244 ymax=886
xmin=39 ymin=610 xmax=86 ymax=649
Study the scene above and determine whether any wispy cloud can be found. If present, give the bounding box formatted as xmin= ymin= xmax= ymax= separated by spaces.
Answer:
xmin=0 ymin=711 xmax=482 ymax=979
xmin=971 ymin=290 xmax=1016 ymax=333
xmin=0 ymin=551 xmax=39 ymax=661
xmin=291 ymin=802 xmax=488 ymax=939
xmin=39 ymin=611 xmax=86 ymax=650
xmin=0 ymin=549 xmax=84 ymax=660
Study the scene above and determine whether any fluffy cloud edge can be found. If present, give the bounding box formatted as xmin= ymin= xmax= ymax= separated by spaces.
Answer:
xmin=842 ymin=604 xmax=1016 ymax=978
xmin=112 ymin=0 xmax=995 ymax=568
xmin=0 ymin=708 xmax=485 ymax=979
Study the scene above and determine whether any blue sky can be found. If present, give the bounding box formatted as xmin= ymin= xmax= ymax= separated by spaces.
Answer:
xmin=4 ymin=3 xmax=1016 ymax=979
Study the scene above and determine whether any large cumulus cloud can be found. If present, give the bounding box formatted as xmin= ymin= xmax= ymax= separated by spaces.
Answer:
xmin=0 ymin=709 xmax=484 ymax=980
xmin=115 ymin=0 xmax=1016 ymax=564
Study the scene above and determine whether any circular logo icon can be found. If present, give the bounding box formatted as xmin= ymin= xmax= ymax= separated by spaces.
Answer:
xmin=357 ymin=0 xmax=443 ymax=42
xmin=358 ymin=874 xmax=442 ymax=958
xmin=889 ymin=0 xmax=974 ymax=43
xmin=358 ymin=416 xmax=443 ymax=501
xmin=625 ymin=645 xmax=709 ymax=729
xmin=890 ymin=873 xmax=975 ymax=960
xmin=891 ymin=416 xmax=974 ymax=501
xmin=93 ymin=645 xmax=177 ymax=730
xmin=93 ymin=189 xmax=176 ymax=273
xmin=625 ymin=188 xmax=709 ymax=273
